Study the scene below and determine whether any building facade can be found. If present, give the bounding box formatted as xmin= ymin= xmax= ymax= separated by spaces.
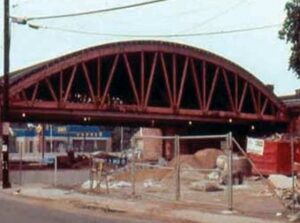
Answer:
xmin=12 ymin=125 xmax=112 ymax=155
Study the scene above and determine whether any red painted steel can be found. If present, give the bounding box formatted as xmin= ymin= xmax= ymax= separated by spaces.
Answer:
xmin=0 ymin=40 xmax=288 ymax=124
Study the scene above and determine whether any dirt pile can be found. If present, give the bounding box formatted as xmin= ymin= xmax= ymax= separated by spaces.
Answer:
xmin=194 ymin=148 xmax=224 ymax=169
xmin=114 ymin=168 xmax=172 ymax=182
xmin=168 ymin=155 xmax=200 ymax=168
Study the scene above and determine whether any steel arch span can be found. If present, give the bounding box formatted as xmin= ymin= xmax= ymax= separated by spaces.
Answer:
xmin=5 ymin=41 xmax=287 ymax=125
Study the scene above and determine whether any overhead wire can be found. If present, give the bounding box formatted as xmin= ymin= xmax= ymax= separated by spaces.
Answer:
xmin=11 ymin=0 xmax=167 ymax=22
xmin=11 ymin=0 xmax=278 ymax=39
xmin=12 ymin=0 xmax=32 ymax=8
xmin=181 ymin=0 xmax=249 ymax=32
xmin=26 ymin=22 xmax=281 ymax=38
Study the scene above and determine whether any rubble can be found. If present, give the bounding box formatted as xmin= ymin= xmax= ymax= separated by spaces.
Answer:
xmin=109 ymin=181 xmax=131 ymax=189
xmin=189 ymin=181 xmax=223 ymax=192
xmin=207 ymin=170 xmax=220 ymax=180
xmin=143 ymin=179 xmax=160 ymax=188
xmin=82 ymin=180 xmax=98 ymax=189
xmin=81 ymin=180 xmax=131 ymax=190
xmin=219 ymin=169 xmax=243 ymax=185
xmin=269 ymin=175 xmax=293 ymax=189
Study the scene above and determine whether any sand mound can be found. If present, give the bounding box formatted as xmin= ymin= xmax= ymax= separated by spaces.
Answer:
xmin=168 ymin=155 xmax=201 ymax=168
xmin=194 ymin=148 xmax=224 ymax=169
xmin=115 ymin=168 xmax=172 ymax=182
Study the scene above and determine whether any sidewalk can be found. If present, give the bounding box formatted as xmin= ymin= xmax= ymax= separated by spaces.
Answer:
xmin=0 ymin=183 xmax=289 ymax=223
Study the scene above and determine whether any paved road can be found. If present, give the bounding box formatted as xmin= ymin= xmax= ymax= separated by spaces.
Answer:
xmin=0 ymin=193 xmax=161 ymax=223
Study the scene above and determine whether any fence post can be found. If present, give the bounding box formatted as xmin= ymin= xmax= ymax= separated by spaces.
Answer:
xmin=89 ymin=156 xmax=94 ymax=190
xmin=54 ymin=156 xmax=57 ymax=187
xmin=19 ymin=146 xmax=23 ymax=185
xmin=131 ymin=145 xmax=136 ymax=197
xmin=227 ymin=132 xmax=233 ymax=211
xmin=175 ymin=135 xmax=180 ymax=201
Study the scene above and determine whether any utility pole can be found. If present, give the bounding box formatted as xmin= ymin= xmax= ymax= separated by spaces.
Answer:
xmin=2 ymin=0 xmax=11 ymax=189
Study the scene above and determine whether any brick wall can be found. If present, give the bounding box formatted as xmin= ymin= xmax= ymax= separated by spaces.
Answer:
xmin=134 ymin=128 xmax=163 ymax=161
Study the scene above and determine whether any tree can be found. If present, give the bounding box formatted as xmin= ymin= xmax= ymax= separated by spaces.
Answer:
xmin=279 ymin=0 xmax=300 ymax=77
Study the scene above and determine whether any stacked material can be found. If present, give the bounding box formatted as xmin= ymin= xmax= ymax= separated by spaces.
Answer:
xmin=133 ymin=128 xmax=162 ymax=161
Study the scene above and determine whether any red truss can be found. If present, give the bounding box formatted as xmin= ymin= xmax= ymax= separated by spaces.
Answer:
xmin=4 ymin=41 xmax=288 ymax=125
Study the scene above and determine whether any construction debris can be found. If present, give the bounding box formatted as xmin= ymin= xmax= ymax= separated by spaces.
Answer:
xmin=189 ymin=181 xmax=223 ymax=192
xmin=143 ymin=179 xmax=160 ymax=188
xmin=269 ymin=175 xmax=293 ymax=189
xmin=81 ymin=180 xmax=131 ymax=190
xmin=207 ymin=170 xmax=220 ymax=181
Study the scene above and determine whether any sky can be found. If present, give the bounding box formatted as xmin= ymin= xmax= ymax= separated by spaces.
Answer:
xmin=0 ymin=0 xmax=298 ymax=96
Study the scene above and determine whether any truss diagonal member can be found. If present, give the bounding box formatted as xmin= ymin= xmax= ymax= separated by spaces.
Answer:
xmin=172 ymin=54 xmax=177 ymax=105
xmin=31 ymin=83 xmax=39 ymax=106
xmin=101 ymin=54 xmax=120 ymax=106
xmin=82 ymin=63 xmax=96 ymax=103
xmin=21 ymin=91 xmax=29 ymax=106
xmin=45 ymin=77 xmax=58 ymax=102
xmin=222 ymin=69 xmax=235 ymax=112
xmin=238 ymin=82 xmax=248 ymax=112
xmin=63 ymin=65 xmax=77 ymax=102
xmin=141 ymin=52 xmax=145 ymax=105
xmin=234 ymin=73 xmax=238 ymax=110
xmin=97 ymin=58 xmax=101 ymax=98
xmin=190 ymin=59 xmax=203 ymax=110
xmin=123 ymin=53 xmax=141 ymax=105
xmin=249 ymin=85 xmax=259 ymax=114
xmin=206 ymin=67 xmax=220 ymax=111
xmin=145 ymin=53 xmax=158 ymax=106
xmin=176 ymin=57 xmax=189 ymax=108
xmin=202 ymin=61 xmax=207 ymax=109
xmin=160 ymin=53 xmax=173 ymax=107
xmin=261 ymin=98 xmax=269 ymax=116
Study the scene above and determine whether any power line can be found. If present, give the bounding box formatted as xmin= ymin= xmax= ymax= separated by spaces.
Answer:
xmin=12 ymin=0 xmax=32 ymax=8
xmin=26 ymin=22 xmax=281 ymax=38
xmin=11 ymin=0 xmax=167 ymax=22
xmin=182 ymin=0 xmax=248 ymax=32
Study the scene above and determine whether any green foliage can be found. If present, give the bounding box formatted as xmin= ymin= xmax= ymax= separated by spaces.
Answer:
xmin=279 ymin=0 xmax=300 ymax=77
